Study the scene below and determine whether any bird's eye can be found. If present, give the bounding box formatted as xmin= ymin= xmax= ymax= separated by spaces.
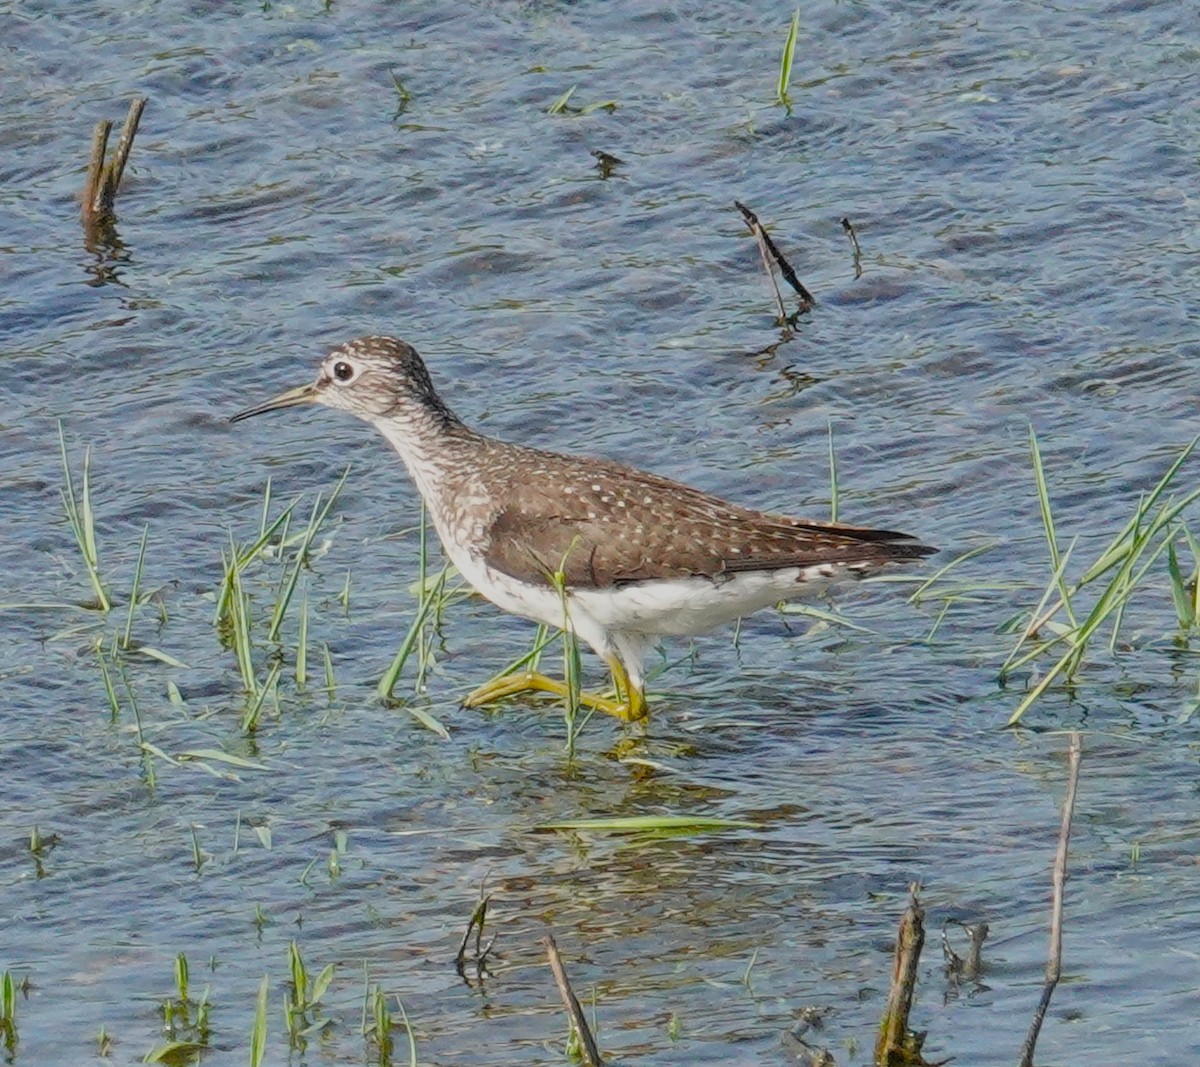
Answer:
xmin=332 ymin=361 xmax=354 ymax=382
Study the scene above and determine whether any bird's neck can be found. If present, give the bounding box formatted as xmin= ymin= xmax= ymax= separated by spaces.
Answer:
xmin=371 ymin=405 xmax=481 ymax=503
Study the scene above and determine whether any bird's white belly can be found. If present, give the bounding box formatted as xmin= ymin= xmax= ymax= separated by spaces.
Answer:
xmin=572 ymin=565 xmax=844 ymax=637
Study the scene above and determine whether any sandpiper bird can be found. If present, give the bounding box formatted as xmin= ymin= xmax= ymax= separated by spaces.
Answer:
xmin=232 ymin=335 xmax=934 ymax=721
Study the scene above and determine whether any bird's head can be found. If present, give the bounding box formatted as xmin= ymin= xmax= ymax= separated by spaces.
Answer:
xmin=231 ymin=335 xmax=453 ymax=426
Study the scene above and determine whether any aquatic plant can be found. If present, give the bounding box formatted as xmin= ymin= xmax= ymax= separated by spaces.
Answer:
xmin=776 ymin=9 xmax=800 ymax=107
xmin=1003 ymin=430 xmax=1200 ymax=723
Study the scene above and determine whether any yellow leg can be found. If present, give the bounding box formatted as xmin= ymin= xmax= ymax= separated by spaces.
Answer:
xmin=606 ymin=656 xmax=648 ymax=722
xmin=463 ymin=661 xmax=648 ymax=723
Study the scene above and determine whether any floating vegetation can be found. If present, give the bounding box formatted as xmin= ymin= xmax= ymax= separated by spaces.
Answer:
xmin=538 ymin=814 xmax=755 ymax=837
xmin=546 ymin=85 xmax=618 ymax=115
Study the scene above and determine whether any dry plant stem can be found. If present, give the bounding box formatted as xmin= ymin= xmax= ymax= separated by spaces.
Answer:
xmin=81 ymin=97 xmax=147 ymax=237
xmin=99 ymin=97 xmax=147 ymax=213
xmin=875 ymin=883 xmax=927 ymax=1066
xmin=1018 ymin=732 xmax=1082 ymax=1067
xmin=82 ymin=120 xmax=112 ymax=222
xmin=544 ymin=935 xmax=603 ymax=1067
xmin=734 ymin=200 xmax=817 ymax=311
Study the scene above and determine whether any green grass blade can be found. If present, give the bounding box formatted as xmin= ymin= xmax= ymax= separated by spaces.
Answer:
xmin=258 ymin=477 xmax=273 ymax=539
xmin=58 ymin=424 xmax=111 ymax=612
xmin=776 ymin=9 xmax=800 ymax=105
xmin=1000 ymin=537 xmax=1077 ymax=677
xmin=405 ymin=705 xmax=449 ymax=739
xmin=1078 ymin=435 xmax=1200 ymax=585
xmin=122 ymin=525 xmax=150 ymax=649
xmin=906 ymin=542 xmax=997 ymax=605
xmin=250 ymin=975 xmax=268 ymax=1067
xmin=322 ymin=643 xmax=336 ymax=701
xmin=547 ymin=85 xmax=576 ymax=114
xmin=827 ymin=418 xmax=839 ymax=523
xmin=241 ymin=662 xmax=280 ymax=733
xmin=377 ymin=565 xmax=449 ymax=700
xmin=1029 ymin=426 xmax=1077 ymax=630
xmin=396 ymin=996 xmax=419 ymax=1067
xmin=296 ymin=588 xmax=309 ymax=689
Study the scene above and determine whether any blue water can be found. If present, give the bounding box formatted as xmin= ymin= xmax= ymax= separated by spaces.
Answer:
xmin=3 ymin=0 xmax=1200 ymax=1063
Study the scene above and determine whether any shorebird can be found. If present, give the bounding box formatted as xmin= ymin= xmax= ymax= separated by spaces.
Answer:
xmin=231 ymin=336 xmax=934 ymax=721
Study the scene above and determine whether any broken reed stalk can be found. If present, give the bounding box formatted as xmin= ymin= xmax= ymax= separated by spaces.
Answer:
xmin=1018 ymin=732 xmax=1082 ymax=1067
xmin=81 ymin=97 xmax=147 ymax=232
xmin=735 ymin=200 xmax=816 ymax=322
xmin=82 ymin=121 xmax=112 ymax=221
xmin=875 ymin=883 xmax=928 ymax=1067
xmin=544 ymin=935 xmax=603 ymax=1067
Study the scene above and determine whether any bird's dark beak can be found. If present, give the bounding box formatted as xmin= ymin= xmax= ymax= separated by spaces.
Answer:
xmin=230 ymin=382 xmax=319 ymax=423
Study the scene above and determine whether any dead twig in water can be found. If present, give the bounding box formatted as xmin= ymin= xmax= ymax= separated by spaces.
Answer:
xmin=544 ymin=934 xmax=603 ymax=1067
xmin=735 ymin=200 xmax=816 ymax=324
xmin=1018 ymin=731 xmax=1082 ymax=1067
xmin=841 ymin=216 xmax=863 ymax=279
xmin=81 ymin=97 xmax=147 ymax=239
xmin=876 ymin=882 xmax=933 ymax=1066
xmin=454 ymin=892 xmax=497 ymax=978
xmin=942 ymin=919 xmax=989 ymax=984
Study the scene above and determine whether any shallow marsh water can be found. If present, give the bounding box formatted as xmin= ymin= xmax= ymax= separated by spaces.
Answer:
xmin=3 ymin=0 xmax=1200 ymax=1063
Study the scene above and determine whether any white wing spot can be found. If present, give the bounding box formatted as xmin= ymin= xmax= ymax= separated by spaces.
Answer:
xmin=592 ymin=483 xmax=603 ymax=492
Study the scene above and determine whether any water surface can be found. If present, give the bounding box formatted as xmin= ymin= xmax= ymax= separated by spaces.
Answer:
xmin=4 ymin=1 xmax=1200 ymax=1063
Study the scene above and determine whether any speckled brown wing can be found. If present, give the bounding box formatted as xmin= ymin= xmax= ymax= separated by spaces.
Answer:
xmin=479 ymin=447 xmax=933 ymax=589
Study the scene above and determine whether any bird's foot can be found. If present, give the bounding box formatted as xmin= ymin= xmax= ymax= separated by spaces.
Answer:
xmin=463 ymin=670 xmax=647 ymax=723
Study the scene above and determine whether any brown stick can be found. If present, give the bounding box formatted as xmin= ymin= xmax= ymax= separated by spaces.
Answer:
xmin=81 ymin=98 xmax=147 ymax=239
xmin=875 ymin=883 xmax=927 ymax=1066
xmin=81 ymin=120 xmax=112 ymax=223
xmin=1018 ymin=732 xmax=1082 ymax=1067
xmin=544 ymin=935 xmax=603 ymax=1067
xmin=97 ymin=96 xmax=147 ymax=213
